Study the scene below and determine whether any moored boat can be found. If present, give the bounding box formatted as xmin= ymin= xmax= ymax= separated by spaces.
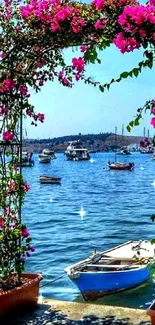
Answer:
xmin=117 ymin=148 xmax=132 ymax=155
xmin=65 ymin=140 xmax=90 ymax=161
xmin=64 ymin=240 xmax=155 ymax=301
xmin=18 ymin=152 xmax=34 ymax=167
xmin=42 ymin=148 xmax=56 ymax=159
xmin=108 ymin=162 xmax=134 ymax=171
xmin=38 ymin=153 xmax=51 ymax=163
xmin=39 ymin=175 xmax=61 ymax=184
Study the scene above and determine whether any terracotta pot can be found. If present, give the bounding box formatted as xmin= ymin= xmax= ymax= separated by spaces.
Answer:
xmin=147 ymin=301 xmax=155 ymax=325
xmin=0 ymin=273 xmax=43 ymax=317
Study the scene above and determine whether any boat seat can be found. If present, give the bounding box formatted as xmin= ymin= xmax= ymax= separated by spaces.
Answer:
xmin=84 ymin=264 xmax=137 ymax=269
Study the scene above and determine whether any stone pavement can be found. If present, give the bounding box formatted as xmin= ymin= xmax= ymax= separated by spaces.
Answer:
xmin=1 ymin=299 xmax=151 ymax=325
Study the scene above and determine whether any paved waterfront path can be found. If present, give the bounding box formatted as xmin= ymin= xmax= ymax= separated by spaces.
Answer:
xmin=1 ymin=300 xmax=151 ymax=325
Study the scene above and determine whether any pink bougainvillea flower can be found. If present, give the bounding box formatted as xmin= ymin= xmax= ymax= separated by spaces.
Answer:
xmin=0 ymin=51 xmax=5 ymax=59
xmin=72 ymin=57 xmax=85 ymax=73
xmin=3 ymin=131 xmax=14 ymax=141
xmin=0 ymin=105 xmax=7 ymax=115
xmin=93 ymin=0 xmax=105 ymax=10
xmin=22 ymin=182 xmax=30 ymax=192
xmin=30 ymin=246 xmax=35 ymax=252
xmin=113 ymin=32 xmax=141 ymax=53
xmin=0 ymin=217 xmax=4 ymax=228
xmin=19 ymin=85 xmax=28 ymax=96
xmin=37 ymin=113 xmax=45 ymax=122
xmin=3 ymin=79 xmax=16 ymax=91
xmin=80 ymin=45 xmax=88 ymax=52
xmin=151 ymin=107 xmax=155 ymax=115
xmin=151 ymin=117 xmax=155 ymax=127
xmin=21 ymin=229 xmax=30 ymax=237
xmin=95 ymin=19 xmax=106 ymax=29
xmin=8 ymin=180 xmax=16 ymax=192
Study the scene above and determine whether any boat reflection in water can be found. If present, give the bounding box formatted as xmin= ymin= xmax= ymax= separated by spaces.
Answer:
xmin=65 ymin=240 xmax=155 ymax=301
xmin=65 ymin=140 xmax=90 ymax=161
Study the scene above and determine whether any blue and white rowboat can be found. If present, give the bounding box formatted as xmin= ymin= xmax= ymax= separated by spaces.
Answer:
xmin=64 ymin=240 xmax=155 ymax=301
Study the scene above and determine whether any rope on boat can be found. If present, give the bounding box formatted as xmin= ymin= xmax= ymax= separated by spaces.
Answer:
xmin=40 ymin=274 xmax=66 ymax=288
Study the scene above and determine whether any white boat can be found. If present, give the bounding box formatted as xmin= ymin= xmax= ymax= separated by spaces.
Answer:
xmin=65 ymin=141 xmax=90 ymax=161
xmin=152 ymin=154 xmax=155 ymax=160
xmin=42 ymin=148 xmax=56 ymax=159
xmin=38 ymin=153 xmax=51 ymax=163
xmin=117 ymin=148 xmax=132 ymax=155
xmin=39 ymin=175 xmax=61 ymax=184
xmin=65 ymin=240 xmax=155 ymax=301
xmin=18 ymin=152 xmax=34 ymax=167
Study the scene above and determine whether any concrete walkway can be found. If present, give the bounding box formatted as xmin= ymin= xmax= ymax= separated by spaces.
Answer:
xmin=2 ymin=299 xmax=151 ymax=325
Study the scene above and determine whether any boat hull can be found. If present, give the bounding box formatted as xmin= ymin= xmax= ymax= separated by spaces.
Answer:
xmin=71 ymin=266 xmax=150 ymax=301
xmin=109 ymin=165 xmax=133 ymax=171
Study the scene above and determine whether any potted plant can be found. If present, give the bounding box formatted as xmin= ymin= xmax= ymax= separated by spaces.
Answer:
xmin=147 ymin=301 xmax=155 ymax=325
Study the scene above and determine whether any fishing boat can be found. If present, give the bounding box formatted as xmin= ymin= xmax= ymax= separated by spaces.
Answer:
xmin=65 ymin=140 xmax=90 ymax=161
xmin=38 ymin=153 xmax=51 ymax=163
xmin=18 ymin=152 xmax=34 ymax=167
xmin=108 ymin=162 xmax=134 ymax=171
xmin=39 ymin=176 xmax=61 ymax=184
xmin=42 ymin=148 xmax=56 ymax=159
xmin=64 ymin=240 xmax=155 ymax=301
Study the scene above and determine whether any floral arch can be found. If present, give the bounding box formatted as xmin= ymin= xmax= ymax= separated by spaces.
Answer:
xmin=0 ymin=0 xmax=155 ymax=283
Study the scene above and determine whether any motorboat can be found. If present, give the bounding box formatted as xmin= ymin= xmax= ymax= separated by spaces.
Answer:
xmin=42 ymin=148 xmax=56 ymax=159
xmin=117 ymin=148 xmax=132 ymax=155
xmin=39 ymin=175 xmax=61 ymax=184
xmin=152 ymin=154 xmax=155 ymax=160
xmin=65 ymin=240 xmax=155 ymax=301
xmin=108 ymin=161 xmax=134 ymax=171
xmin=18 ymin=152 xmax=34 ymax=167
xmin=65 ymin=140 xmax=90 ymax=161
xmin=140 ymin=147 xmax=154 ymax=154
xmin=38 ymin=153 xmax=51 ymax=163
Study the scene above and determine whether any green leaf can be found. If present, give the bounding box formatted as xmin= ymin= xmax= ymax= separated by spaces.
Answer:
xmin=120 ymin=72 xmax=129 ymax=79
xmin=99 ymin=85 xmax=104 ymax=93
xmin=126 ymin=125 xmax=131 ymax=132
xmin=151 ymin=238 xmax=155 ymax=244
xmin=132 ymin=68 xmax=139 ymax=77
xmin=134 ymin=118 xmax=140 ymax=126
xmin=129 ymin=121 xmax=134 ymax=127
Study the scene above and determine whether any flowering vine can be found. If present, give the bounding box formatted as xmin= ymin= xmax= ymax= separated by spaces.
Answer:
xmin=1 ymin=0 xmax=155 ymax=286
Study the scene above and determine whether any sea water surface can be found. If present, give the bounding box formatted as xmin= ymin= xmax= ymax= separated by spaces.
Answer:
xmin=22 ymin=152 xmax=155 ymax=309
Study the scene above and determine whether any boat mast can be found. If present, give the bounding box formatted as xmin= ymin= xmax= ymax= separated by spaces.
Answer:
xmin=115 ymin=126 xmax=117 ymax=162
xmin=144 ymin=127 xmax=146 ymax=138
xmin=122 ymin=124 xmax=124 ymax=148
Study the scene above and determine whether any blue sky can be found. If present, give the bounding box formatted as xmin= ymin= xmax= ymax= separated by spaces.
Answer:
xmin=26 ymin=1 xmax=155 ymax=139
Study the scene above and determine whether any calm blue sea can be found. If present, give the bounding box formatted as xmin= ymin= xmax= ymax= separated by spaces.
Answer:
xmin=22 ymin=152 xmax=155 ymax=309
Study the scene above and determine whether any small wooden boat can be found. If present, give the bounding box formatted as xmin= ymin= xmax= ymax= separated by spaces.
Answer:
xmin=64 ymin=240 xmax=155 ymax=301
xmin=39 ymin=176 xmax=61 ymax=184
xmin=108 ymin=162 xmax=134 ymax=171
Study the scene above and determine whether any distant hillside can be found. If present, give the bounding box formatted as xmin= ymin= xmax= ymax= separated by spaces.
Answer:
xmin=23 ymin=133 xmax=148 ymax=153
